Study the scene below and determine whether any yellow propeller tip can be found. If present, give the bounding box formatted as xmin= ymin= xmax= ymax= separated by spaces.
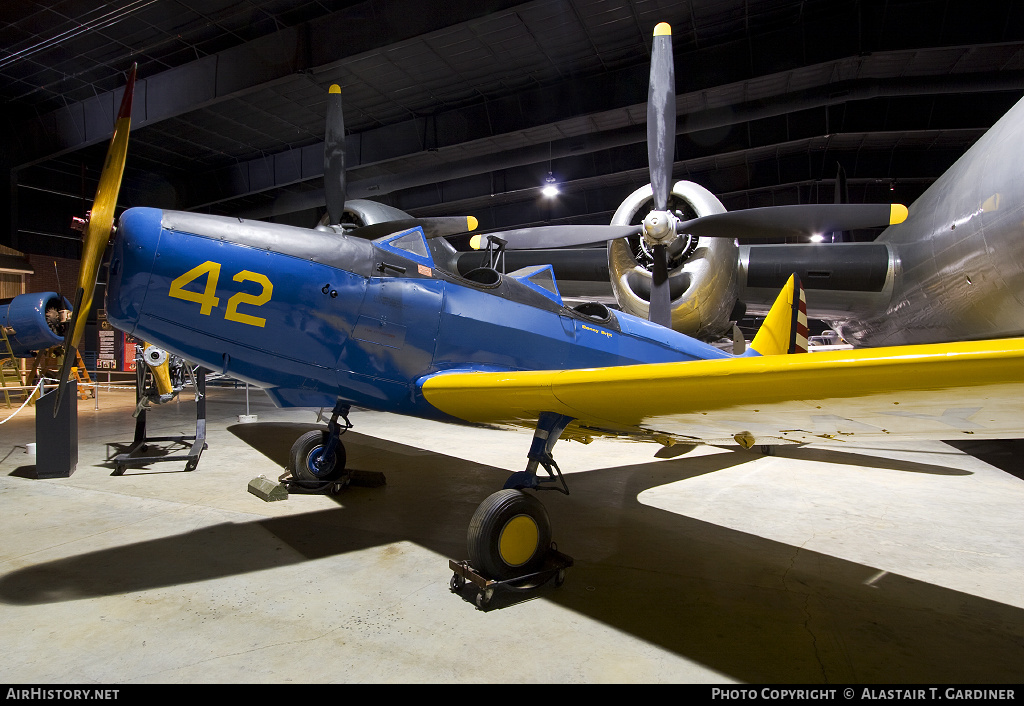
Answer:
xmin=470 ymin=234 xmax=484 ymax=250
xmin=467 ymin=216 xmax=478 ymax=232
xmin=654 ymin=22 xmax=672 ymax=36
xmin=329 ymin=84 xmax=341 ymax=94
xmin=890 ymin=203 xmax=909 ymax=225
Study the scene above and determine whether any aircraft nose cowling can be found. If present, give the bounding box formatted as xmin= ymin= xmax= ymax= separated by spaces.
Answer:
xmin=0 ymin=292 xmax=70 ymax=356
xmin=106 ymin=206 xmax=162 ymax=334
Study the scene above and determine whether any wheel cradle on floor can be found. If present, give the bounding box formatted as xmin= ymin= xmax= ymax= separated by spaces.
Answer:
xmin=467 ymin=489 xmax=552 ymax=581
xmin=289 ymin=429 xmax=347 ymax=489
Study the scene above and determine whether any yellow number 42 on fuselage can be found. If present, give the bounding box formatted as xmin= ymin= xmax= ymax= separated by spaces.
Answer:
xmin=168 ymin=260 xmax=273 ymax=328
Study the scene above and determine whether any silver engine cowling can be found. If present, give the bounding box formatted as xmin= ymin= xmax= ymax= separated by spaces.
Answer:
xmin=316 ymin=198 xmax=414 ymax=232
xmin=608 ymin=180 xmax=739 ymax=340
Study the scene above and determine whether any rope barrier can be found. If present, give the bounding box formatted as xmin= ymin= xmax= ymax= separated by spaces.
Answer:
xmin=0 ymin=368 xmax=243 ymax=424
xmin=34 ymin=377 xmax=136 ymax=392
xmin=0 ymin=380 xmax=43 ymax=425
xmin=0 ymin=378 xmax=136 ymax=424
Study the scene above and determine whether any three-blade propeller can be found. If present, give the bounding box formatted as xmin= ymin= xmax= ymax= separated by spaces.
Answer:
xmin=53 ymin=63 xmax=137 ymax=415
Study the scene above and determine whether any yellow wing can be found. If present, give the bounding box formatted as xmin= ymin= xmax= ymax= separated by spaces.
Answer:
xmin=420 ymin=338 xmax=1024 ymax=448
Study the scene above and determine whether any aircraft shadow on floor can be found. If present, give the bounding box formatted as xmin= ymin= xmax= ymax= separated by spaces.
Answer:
xmin=755 ymin=443 xmax=973 ymax=475
xmin=0 ymin=423 xmax=1020 ymax=682
xmin=946 ymin=438 xmax=1024 ymax=480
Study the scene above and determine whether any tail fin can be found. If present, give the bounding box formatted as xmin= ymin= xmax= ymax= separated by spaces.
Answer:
xmin=747 ymin=274 xmax=807 ymax=356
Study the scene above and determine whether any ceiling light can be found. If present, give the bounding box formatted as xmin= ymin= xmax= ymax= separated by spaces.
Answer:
xmin=810 ymin=234 xmax=824 ymax=243
xmin=541 ymin=173 xmax=559 ymax=198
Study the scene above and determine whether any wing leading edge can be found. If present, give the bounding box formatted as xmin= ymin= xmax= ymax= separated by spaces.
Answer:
xmin=419 ymin=337 xmax=1024 ymax=447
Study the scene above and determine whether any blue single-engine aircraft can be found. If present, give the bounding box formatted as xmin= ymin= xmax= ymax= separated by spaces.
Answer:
xmin=6 ymin=23 xmax=1024 ymax=585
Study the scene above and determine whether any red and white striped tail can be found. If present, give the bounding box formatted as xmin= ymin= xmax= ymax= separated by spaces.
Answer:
xmin=748 ymin=273 xmax=809 ymax=357
xmin=791 ymin=275 xmax=808 ymax=354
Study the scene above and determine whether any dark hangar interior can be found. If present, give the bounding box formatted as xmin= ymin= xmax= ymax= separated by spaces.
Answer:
xmin=3 ymin=0 xmax=1024 ymax=264
xmin=2 ymin=2 xmax=1024 ymax=685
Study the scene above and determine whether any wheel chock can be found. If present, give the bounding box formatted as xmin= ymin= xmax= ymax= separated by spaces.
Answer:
xmin=247 ymin=475 xmax=289 ymax=502
xmin=273 ymin=469 xmax=385 ymax=497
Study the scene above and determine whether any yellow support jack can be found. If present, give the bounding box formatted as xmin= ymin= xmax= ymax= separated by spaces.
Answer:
xmin=70 ymin=349 xmax=93 ymax=399
xmin=0 ymin=326 xmax=28 ymax=408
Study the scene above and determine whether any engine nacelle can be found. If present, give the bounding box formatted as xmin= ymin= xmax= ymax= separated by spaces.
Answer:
xmin=0 ymin=292 xmax=70 ymax=357
xmin=608 ymin=180 xmax=739 ymax=340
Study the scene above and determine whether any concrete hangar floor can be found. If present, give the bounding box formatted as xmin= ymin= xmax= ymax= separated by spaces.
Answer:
xmin=0 ymin=383 xmax=1022 ymax=684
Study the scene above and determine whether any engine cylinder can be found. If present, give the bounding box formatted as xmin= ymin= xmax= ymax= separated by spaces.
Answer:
xmin=607 ymin=181 xmax=738 ymax=340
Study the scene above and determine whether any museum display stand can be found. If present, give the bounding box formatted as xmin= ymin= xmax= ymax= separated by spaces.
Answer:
xmin=112 ymin=365 xmax=208 ymax=475
xmin=35 ymin=381 xmax=78 ymax=478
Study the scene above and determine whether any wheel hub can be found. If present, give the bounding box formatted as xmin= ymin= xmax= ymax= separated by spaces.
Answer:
xmin=642 ymin=209 xmax=677 ymax=247
xmin=498 ymin=514 xmax=540 ymax=567
xmin=307 ymin=447 xmax=335 ymax=477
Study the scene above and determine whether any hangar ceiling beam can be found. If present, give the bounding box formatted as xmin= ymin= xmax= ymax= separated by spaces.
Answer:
xmin=10 ymin=0 xmax=530 ymax=169
xmin=394 ymin=129 xmax=982 ymax=234
xmin=183 ymin=39 xmax=1024 ymax=212
xmin=225 ymin=71 xmax=1024 ymax=220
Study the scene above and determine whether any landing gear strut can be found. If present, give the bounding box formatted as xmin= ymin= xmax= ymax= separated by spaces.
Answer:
xmin=502 ymin=411 xmax=572 ymax=495
xmin=453 ymin=412 xmax=575 ymax=607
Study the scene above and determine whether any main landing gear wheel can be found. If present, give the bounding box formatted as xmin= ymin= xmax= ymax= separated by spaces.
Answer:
xmin=289 ymin=429 xmax=347 ymax=490
xmin=467 ymin=489 xmax=552 ymax=581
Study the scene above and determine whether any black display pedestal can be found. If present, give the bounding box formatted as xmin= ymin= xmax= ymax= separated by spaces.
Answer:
xmin=35 ymin=382 xmax=78 ymax=478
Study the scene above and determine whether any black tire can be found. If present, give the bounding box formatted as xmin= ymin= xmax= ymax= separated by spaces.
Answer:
xmin=468 ymin=489 xmax=552 ymax=581
xmin=290 ymin=430 xmax=347 ymax=488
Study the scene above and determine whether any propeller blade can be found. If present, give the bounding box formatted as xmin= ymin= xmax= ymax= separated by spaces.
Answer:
xmin=649 ymin=243 xmax=671 ymax=328
xmin=676 ymin=203 xmax=908 ymax=240
xmin=53 ymin=62 xmax=136 ymax=415
xmin=324 ymin=84 xmax=347 ymax=226
xmin=468 ymin=224 xmax=642 ymax=251
xmin=648 ymin=22 xmax=675 ymax=212
xmin=421 ymin=216 xmax=478 ymax=239
xmin=350 ymin=216 xmax=479 ymax=241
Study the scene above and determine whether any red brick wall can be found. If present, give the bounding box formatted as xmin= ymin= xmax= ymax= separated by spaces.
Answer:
xmin=26 ymin=255 xmax=79 ymax=296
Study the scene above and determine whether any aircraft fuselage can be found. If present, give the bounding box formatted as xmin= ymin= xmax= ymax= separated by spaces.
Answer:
xmin=106 ymin=207 xmax=731 ymax=416
xmin=845 ymin=92 xmax=1024 ymax=346
xmin=739 ymin=94 xmax=1024 ymax=347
